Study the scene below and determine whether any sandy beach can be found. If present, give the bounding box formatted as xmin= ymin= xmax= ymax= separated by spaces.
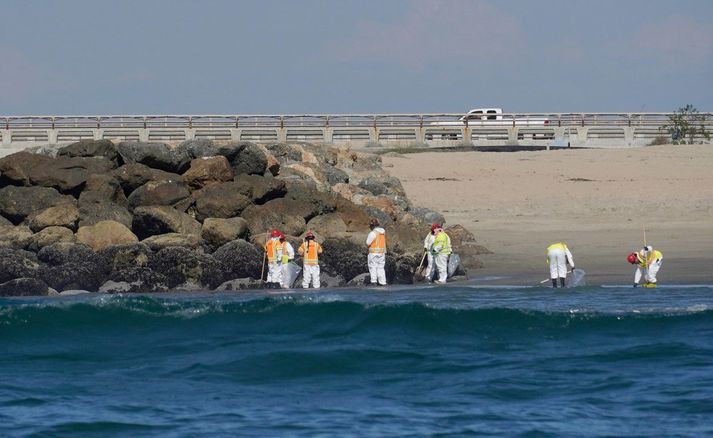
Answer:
xmin=383 ymin=145 xmax=713 ymax=285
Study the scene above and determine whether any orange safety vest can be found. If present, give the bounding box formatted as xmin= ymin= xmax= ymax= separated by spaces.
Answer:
xmin=368 ymin=232 xmax=386 ymax=254
xmin=264 ymin=239 xmax=282 ymax=263
xmin=298 ymin=241 xmax=322 ymax=265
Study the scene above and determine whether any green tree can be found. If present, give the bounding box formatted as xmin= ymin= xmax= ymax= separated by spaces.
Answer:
xmin=662 ymin=104 xmax=711 ymax=144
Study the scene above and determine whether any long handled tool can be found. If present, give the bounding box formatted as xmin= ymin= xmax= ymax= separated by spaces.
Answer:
xmin=260 ymin=231 xmax=268 ymax=287
xmin=413 ymin=251 xmax=428 ymax=282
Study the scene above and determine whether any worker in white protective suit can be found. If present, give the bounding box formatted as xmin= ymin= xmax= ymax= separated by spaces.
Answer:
xmin=628 ymin=245 xmax=663 ymax=288
xmin=366 ymin=218 xmax=387 ymax=286
xmin=264 ymin=229 xmax=283 ymax=288
xmin=298 ymin=230 xmax=323 ymax=289
xmin=546 ymin=242 xmax=575 ymax=288
xmin=422 ymin=224 xmax=438 ymax=283
xmin=279 ymin=233 xmax=295 ymax=289
xmin=430 ymin=226 xmax=452 ymax=284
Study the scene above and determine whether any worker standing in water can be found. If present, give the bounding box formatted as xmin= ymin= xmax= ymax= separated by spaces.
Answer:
xmin=279 ymin=233 xmax=295 ymax=289
xmin=547 ymin=242 xmax=575 ymax=288
xmin=422 ymin=224 xmax=438 ymax=282
xmin=628 ymin=245 xmax=663 ymax=288
xmin=298 ymin=230 xmax=323 ymax=289
xmin=264 ymin=229 xmax=283 ymax=289
xmin=366 ymin=218 xmax=387 ymax=286
xmin=430 ymin=225 xmax=452 ymax=284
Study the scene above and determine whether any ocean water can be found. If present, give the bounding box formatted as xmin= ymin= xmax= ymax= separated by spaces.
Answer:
xmin=2 ymin=284 xmax=713 ymax=437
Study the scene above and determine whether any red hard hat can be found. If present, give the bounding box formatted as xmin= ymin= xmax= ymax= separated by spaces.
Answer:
xmin=431 ymin=223 xmax=441 ymax=232
xmin=627 ymin=253 xmax=637 ymax=264
xmin=271 ymin=229 xmax=281 ymax=238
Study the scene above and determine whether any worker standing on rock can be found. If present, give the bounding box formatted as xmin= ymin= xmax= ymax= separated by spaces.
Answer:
xmin=298 ymin=230 xmax=323 ymax=289
xmin=422 ymin=224 xmax=438 ymax=282
xmin=279 ymin=233 xmax=295 ymax=289
xmin=430 ymin=225 xmax=452 ymax=284
xmin=547 ymin=242 xmax=575 ymax=288
xmin=264 ymin=229 xmax=283 ymax=288
xmin=628 ymin=245 xmax=663 ymax=288
xmin=366 ymin=218 xmax=387 ymax=286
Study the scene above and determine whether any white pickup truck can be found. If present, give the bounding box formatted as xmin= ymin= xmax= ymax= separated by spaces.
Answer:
xmin=426 ymin=108 xmax=551 ymax=140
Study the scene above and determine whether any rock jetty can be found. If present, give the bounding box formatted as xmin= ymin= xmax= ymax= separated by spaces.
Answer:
xmin=0 ymin=139 xmax=486 ymax=296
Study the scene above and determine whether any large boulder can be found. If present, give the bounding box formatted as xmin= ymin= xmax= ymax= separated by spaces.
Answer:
xmin=0 ymin=215 xmax=12 ymax=226
xmin=106 ymin=267 xmax=168 ymax=293
xmin=149 ymin=246 xmax=221 ymax=289
xmin=0 ymin=152 xmax=115 ymax=194
xmin=0 ymin=278 xmax=49 ymax=297
xmin=76 ymin=220 xmax=139 ymax=251
xmin=319 ymin=238 xmax=368 ymax=284
xmin=201 ymin=217 xmax=248 ymax=249
xmin=0 ymin=186 xmax=75 ymax=224
xmin=57 ymin=139 xmax=119 ymax=163
xmin=77 ymin=196 xmax=133 ymax=228
xmin=116 ymin=141 xmax=191 ymax=174
xmin=305 ymin=213 xmax=348 ymax=238
xmin=232 ymin=174 xmax=287 ymax=204
xmin=81 ymin=174 xmax=128 ymax=206
xmin=240 ymin=203 xmax=306 ymax=237
xmin=215 ymin=278 xmax=263 ymax=291
xmin=27 ymin=226 xmax=75 ymax=252
xmin=97 ymin=243 xmax=152 ymax=273
xmin=212 ymin=240 xmax=263 ymax=282
xmin=224 ymin=142 xmax=267 ymax=176
xmin=112 ymin=163 xmax=181 ymax=195
xmin=182 ymin=156 xmax=234 ymax=189
xmin=281 ymin=180 xmax=337 ymax=220
xmin=140 ymin=233 xmax=204 ymax=251
xmin=26 ymin=204 xmax=80 ymax=232
xmin=191 ymin=182 xmax=252 ymax=222
xmin=37 ymin=242 xmax=94 ymax=266
xmin=132 ymin=206 xmax=201 ymax=239
xmin=408 ymin=207 xmax=446 ymax=228
xmin=127 ymin=180 xmax=190 ymax=211
xmin=0 ymin=225 xmax=34 ymax=250
xmin=0 ymin=248 xmax=40 ymax=282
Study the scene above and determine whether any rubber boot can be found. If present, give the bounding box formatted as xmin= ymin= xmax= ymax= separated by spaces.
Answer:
xmin=559 ymin=277 xmax=566 ymax=288
xmin=551 ymin=279 xmax=557 ymax=288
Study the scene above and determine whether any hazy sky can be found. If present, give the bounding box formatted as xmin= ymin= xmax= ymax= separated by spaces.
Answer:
xmin=1 ymin=0 xmax=711 ymax=115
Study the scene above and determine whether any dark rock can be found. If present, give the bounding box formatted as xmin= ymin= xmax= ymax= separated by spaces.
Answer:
xmin=215 ymin=278 xmax=262 ymax=291
xmin=0 ymin=248 xmax=40 ymax=282
xmin=57 ymin=139 xmax=119 ymax=163
xmin=318 ymin=272 xmax=346 ymax=288
xmin=112 ymin=163 xmax=181 ymax=195
xmin=0 ymin=278 xmax=49 ymax=297
xmin=127 ymin=180 xmax=190 ymax=211
xmin=232 ymin=174 xmax=287 ymax=204
xmin=178 ymin=138 xmax=215 ymax=158
xmin=357 ymin=176 xmax=406 ymax=198
xmin=132 ymin=206 xmax=201 ymax=239
xmin=240 ymin=203 xmax=306 ymax=237
xmin=346 ymin=273 xmax=370 ymax=286
xmin=320 ymin=238 xmax=368 ymax=284
xmin=388 ymin=253 xmax=420 ymax=284
xmin=26 ymin=204 xmax=79 ymax=232
xmin=107 ymin=267 xmax=168 ymax=293
xmin=116 ymin=141 xmax=191 ymax=173
xmin=37 ymin=242 xmax=94 ymax=266
xmin=281 ymin=180 xmax=337 ymax=220
xmin=81 ymin=174 xmax=128 ymax=206
xmin=98 ymin=243 xmax=152 ymax=274
xmin=266 ymin=142 xmax=303 ymax=162
xmin=212 ymin=240 xmax=262 ymax=283
xmin=149 ymin=246 xmax=221 ymax=288
xmin=228 ymin=142 xmax=267 ymax=176
xmin=182 ymin=156 xmax=234 ymax=189
xmin=77 ymin=196 xmax=133 ymax=228
xmin=408 ymin=207 xmax=446 ymax=228
xmin=38 ymin=259 xmax=106 ymax=292
xmin=0 ymin=186 xmax=76 ymax=224
xmin=305 ymin=213 xmax=348 ymax=238
xmin=0 ymin=215 xmax=12 ymax=226
xmin=191 ymin=182 xmax=252 ymax=222
xmin=0 ymin=152 xmax=115 ymax=194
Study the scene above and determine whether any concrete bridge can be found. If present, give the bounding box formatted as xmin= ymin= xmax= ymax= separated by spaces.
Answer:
xmin=1 ymin=112 xmax=711 ymax=156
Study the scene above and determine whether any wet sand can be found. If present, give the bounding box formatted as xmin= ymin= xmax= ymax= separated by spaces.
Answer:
xmin=383 ymin=145 xmax=713 ymax=285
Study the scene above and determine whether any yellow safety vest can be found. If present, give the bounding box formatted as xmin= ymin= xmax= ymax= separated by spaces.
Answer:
xmin=547 ymin=242 xmax=568 ymax=252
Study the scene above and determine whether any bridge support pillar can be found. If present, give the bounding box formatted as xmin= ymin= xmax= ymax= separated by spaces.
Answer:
xmin=369 ymin=128 xmax=378 ymax=143
xmin=277 ymin=128 xmax=287 ymax=142
xmin=323 ymin=127 xmax=333 ymax=143
xmin=94 ymin=129 xmax=103 ymax=140
xmin=48 ymin=129 xmax=58 ymax=144
xmin=2 ymin=130 xmax=11 ymax=146
xmin=577 ymin=128 xmax=589 ymax=145
xmin=230 ymin=128 xmax=242 ymax=141
xmin=184 ymin=128 xmax=195 ymax=140
xmin=415 ymin=127 xmax=425 ymax=144
xmin=508 ymin=127 xmax=519 ymax=144
xmin=624 ymin=127 xmax=635 ymax=146
xmin=461 ymin=127 xmax=473 ymax=146
xmin=138 ymin=129 xmax=149 ymax=142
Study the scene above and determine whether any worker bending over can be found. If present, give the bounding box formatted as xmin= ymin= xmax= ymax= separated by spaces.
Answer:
xmin=422 ymin=224 xmax=437 ymax=282
xmin=430 ymin=225 xmax=452 ymax=284
xmin=547 ymin=242 xmax=575 ymax=288
xmin=628 ymin=245 xmax=663 ymax=288
xmin=366 ymin=218 xmax=387 ymax=286
xmin=264 ymin=229 xmax=283 ymax=288
xmin=298 ymin=230 xmax=323 ymax=289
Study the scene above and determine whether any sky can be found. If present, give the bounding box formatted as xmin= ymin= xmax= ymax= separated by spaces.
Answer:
xmin=1 ymin=0 xmax=712 ymax=115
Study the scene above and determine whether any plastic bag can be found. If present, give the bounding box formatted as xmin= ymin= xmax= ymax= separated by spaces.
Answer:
xmin=566 ymin=268 xmax=586 ymax=288
xmin=447 ymin=253 xmax=460 ymax=277
xmin=281 ymin=262 xmax=302 ymax=288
